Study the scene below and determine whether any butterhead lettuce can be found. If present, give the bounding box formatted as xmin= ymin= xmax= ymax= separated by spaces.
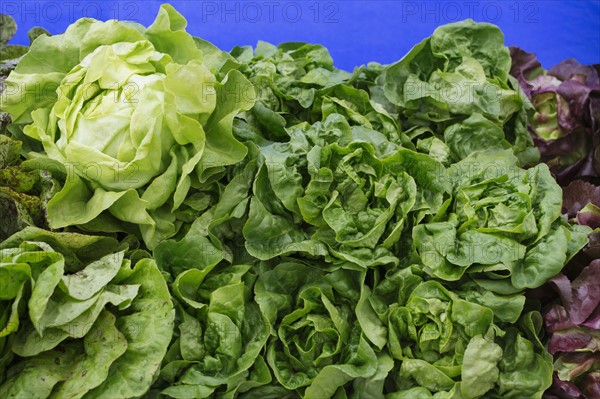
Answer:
xmin=413 ymin=149 xmax=589 ymax=292
xmin=366 ymin=20 xmax=541 ymax=167
xmin=240 ymin=113 xmax=447 ymax=268
xmin=154 ymin=236 xmax=272 ymax=399
xmin=0 ymin=227 xmax=174 ymax=398
xmin=1 ymin=4 xmax=255 ymax=248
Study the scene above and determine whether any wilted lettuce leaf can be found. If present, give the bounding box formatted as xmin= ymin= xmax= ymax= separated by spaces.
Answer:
xmin=0 ymin=135 xmax=60 ymax=239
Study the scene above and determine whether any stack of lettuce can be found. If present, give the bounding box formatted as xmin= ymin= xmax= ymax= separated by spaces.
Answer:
xmin=0 ymin=4 xmax=597 ymax=398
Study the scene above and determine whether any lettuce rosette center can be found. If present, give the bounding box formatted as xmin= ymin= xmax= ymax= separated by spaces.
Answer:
xmin=32 ymin=40 xmax=216 ymax=192
xmin=154 ymin=237 xmax=272 ymax=399
xmin=255 ymin=262 xmax=380 ymax=398
xmin=369 ymin=274 xmax=553 ymax=398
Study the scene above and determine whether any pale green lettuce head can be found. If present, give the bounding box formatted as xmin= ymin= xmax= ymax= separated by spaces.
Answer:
xmin=2 ymin=5 xmax=255 ymax=248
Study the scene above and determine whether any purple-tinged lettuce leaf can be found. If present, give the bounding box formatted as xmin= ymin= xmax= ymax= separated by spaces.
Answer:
xmin=543 ymin=373 xmax=585 ymax=399
xmin=545 ymin=261 xmax=600 ymax=336
xmin=583 ymin=306 xmax=600 ymax=330
xmin=563 ymin=180 xmax=600 ymax=217
xmin=509 ymin=46 xmax=544 ymax=97
xmin=585 ymin=231 xmax=600 ymax=258
xmin=542 ymin=355 xmax=599 ymax=399
xmin=543 ymin=260 xmax=600 ymax=397
xmin=555 ymin=352 xmax=600 ymax=383
xmin=581 ymin=371 xmax=600 ymax=399
xmin=509 ymin=48 xmax=600 ymax=185
xmin=569 ymin=261 xmax=600 ymax=324
xmin=577 ymin=204 xmax=600 ymax=229
xmin=547 ymin=328 xmax=600 ymax=354
xmin=561 ymin=180 xmax=600 ymax=258
xmin=545 ymin=303 xmax=574 ymax=333
xmin=549 ymin=60 xmax=600 ymax=86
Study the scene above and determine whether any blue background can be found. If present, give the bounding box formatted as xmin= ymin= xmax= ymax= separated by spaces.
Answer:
xmin=2 ymin=1 xmax=599 ymax=71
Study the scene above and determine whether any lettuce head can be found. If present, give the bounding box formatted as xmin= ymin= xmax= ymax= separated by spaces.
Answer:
xmin=1 ymin=4 xmax=255 ymax=248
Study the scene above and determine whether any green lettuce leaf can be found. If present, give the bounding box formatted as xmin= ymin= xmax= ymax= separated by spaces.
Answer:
xmin=0 ymin=227 xmax=174 ymax=398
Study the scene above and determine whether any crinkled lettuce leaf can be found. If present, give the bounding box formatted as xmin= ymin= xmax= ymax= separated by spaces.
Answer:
xmin=0 ymin=227 xmax=174 ymax=398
